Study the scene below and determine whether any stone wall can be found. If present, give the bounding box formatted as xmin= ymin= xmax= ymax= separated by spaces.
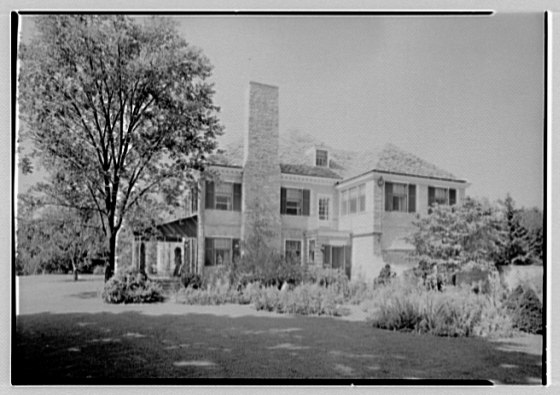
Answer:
xmin=241 ymin=82 xmax=282 ymax=252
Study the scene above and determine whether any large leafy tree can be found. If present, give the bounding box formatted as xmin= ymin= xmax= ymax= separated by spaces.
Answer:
xmin=409 ymin=197 xmax=503 ymax=284
xmin=18 ymin=15 xmax=223 ymax=280
xmin=16 ymin=192 xmax=105 ymax=277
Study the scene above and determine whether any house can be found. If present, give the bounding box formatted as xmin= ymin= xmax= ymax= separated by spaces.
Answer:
xmin=132 ymin=82 xmax=469 ymax=282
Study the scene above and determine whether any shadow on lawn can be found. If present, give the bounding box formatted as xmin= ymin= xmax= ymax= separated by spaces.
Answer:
xmin=69 ymin=291 xmax=100 ymax=300
xmin=13 ymin=310 xmax=543 ymax=385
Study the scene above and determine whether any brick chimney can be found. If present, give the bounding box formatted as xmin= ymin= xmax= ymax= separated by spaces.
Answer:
xmin=241 ymin=82 xmax=282 ymax=252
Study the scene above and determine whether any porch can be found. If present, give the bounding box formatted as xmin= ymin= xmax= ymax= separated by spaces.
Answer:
xmin=132 ymin=216 xmax=198 ymax=278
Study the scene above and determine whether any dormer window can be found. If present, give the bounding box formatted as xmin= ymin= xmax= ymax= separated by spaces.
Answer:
xmin=316 ymin=149 xmax=328 ymax=167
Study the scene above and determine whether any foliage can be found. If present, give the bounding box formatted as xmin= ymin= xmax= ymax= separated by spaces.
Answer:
xmin=18 ymin=15 xmax=223 ymax=280
xmin=495 ymin=195 xmax=537 ymax=267
xmin=505 ymin=285 xmax=543 ymax=335
xmin=181 ymin=272 xmax=203 ymax=289
xmin=250 ymin=283 xmax=346 ymax=316
xmin=366 ymin=277 xmax=514 ymax=338
xmin=411 ymin=197 xmax=502 ymax=267
xmin=174 ymin=287 xmax=244 ymax=305
xmin=102 ymin=266 xmax=164 ymax=304
xmin=16 ymin=192 xmax=105 ymax=277
xmin=373 ymin=264 xmax=396 ymax=288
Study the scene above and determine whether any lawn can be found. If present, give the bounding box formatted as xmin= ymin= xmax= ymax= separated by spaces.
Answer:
xmin=13 ymin=275 xmax=543 ymax=384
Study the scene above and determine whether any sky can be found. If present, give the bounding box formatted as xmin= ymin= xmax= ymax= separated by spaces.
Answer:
xmin=17 ymin=13 xmax=545 ymax=209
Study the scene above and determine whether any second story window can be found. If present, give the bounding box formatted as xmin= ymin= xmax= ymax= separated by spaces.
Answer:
xmin=205 ymin=181 xmax=242 ymax=211
xmin=318 ymin=196 xmax=330 ymax=221
xmin=281 ymin=187 xmax=310 ymax=216
xmin=316 ymin=149 xmax=328 ymax=167
xmin=341 ymin=184 xmax=366 ymax=215
xmin=385 ymin=182 xmax=416 ymax=213
xmin=428 ymin=187 xmax=457 ymax=206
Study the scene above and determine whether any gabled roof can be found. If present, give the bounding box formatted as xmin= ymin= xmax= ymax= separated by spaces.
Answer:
xmin=209 ymin=130 xmax=464 ymax=182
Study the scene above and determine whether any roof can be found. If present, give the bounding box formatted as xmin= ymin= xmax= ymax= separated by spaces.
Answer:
xmin=280 ymin=163 xmax=342 ymax=179
xmin=208 ymin=130 xmax=464 ymax=182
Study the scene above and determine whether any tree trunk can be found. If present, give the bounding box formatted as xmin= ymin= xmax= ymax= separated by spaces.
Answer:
xmin=72 ymin=260 xmax=79 ymax=281
xmin=104 ymin=229 xmax=117 ymax=282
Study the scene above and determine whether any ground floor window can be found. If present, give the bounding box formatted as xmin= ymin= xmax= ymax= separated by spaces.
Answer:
xmin=205 ymin=238 xmax=240 ymax=266
xmin=285 ymin=240 xmax=302 ymax=263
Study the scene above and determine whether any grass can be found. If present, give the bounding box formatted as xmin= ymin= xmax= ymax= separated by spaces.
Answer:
xmin=14 ymin=274 xmax=544 ymax=384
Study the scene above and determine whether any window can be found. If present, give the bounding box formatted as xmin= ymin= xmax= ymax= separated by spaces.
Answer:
xmin=286 ymin=189 xmax=302 ymax=215
xmin=285 ymin=240 xmax=302 ymax=263
xmin=316 ymin=149 xmax=328 ymax=167
xmin=428 ymin=187 xmax=457 ymax=207
xmin=281 ymin=188 xmax=310 ymax=216
xmin=308 ymin=239 xmax=315 ymax=264
xmin=215 ymin=183 xmax=233 ymax=210
xmin=341 ymin=183 xmax=366 ymax=216
xmin=341 ymin=190 xmax=348 ymax=216
xmin=205 ymin=181 xmax=242 ymax=211
xmin=318 ymin=196 xmax=330 ymax=221
xmin=385 ymin=182 xmax=416 ymax=213
xmin=359 ymin=184 xmax=366 ymax=212
xmin=205 ymin=238 xmax=241 ymax=266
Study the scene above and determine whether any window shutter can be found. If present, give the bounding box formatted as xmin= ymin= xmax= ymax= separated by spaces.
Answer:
xmin=428 ymin=186 xmax=435 ymax=206
xmin=408 ymin=184 xmax=416 ymax=213
xmin=204 ymin=238 xmax=214 ymax=266
xmin=280 ymin=187 xmax=287 ymax=214
xmin=385 ymin=182 xmax=393 ymax=211
xmin=302 ymin=189 xmax=310 ymax=216
xmin=205 ymin=181 xmax=214 ymax=209
xmin=233 ymin=183 xmax=242 ymax=211
xmin=449 ymin=189 xmax=457 ymax=205
xmin=232 ymin=239 xmax=241 ymax=261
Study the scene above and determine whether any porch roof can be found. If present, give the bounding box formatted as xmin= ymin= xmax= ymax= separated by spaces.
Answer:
xmin=135 ymin=216 xmax=197 ymax=240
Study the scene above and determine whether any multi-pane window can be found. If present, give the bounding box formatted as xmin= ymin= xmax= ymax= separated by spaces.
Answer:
xmin=205 ymin=181 xmax=242 ymax=211
xmin=318 ymin=197 xmax=330 ymax=221
xmin=286 ymin=189 xmax=302 ymax=215
xmin=385 ymin=182 xmax=416 ymax=213
xmin=205 ymin=237 xmax=240 ymax=266
xmin=285 ymin=240 xmax=302 ymax=263
xmin=316 ymin=150 xmax=328 ymax=167
xmin=281 ymin=188 xmax=310 ymax=216
xmin=428 ymin=187 xmax=457 ymax=207
xmin=341 ymin=184 xmax=366 ymax=216
xmin=215 ymin=183 xmax=233 ymax=210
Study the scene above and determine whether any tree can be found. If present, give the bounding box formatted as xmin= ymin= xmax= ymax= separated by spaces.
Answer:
xmin=495 ymin=195 xmax=539 ymax=266
xmin=16 ymin=193 xmax=105 ymax=278
xmin=409 ymin=197 xmax=502 ymax=286
xmin=18 ymin=15 xmax=223 ymax=280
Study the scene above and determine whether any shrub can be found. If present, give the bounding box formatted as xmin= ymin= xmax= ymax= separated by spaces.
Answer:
xmin=102 ymin=266 xmax=164 ymax=304
xmin=92 ymin=265 xmax=105 ymax=275
xmin=505 ymin=285 xmax=543 ymax=334
xmin=175 ymin=287 xmax=242 ymax=305
xmin=181 ymin=272 xmax=203 ymax=289
xmin=365 ymin=276 xmax=515 ymax=338
xmin=373 ymin=264 xmax=396 ymax=288
xmin=347 ymin=280 xmax=375 ymax=305
xmin=250 ymin=283 xmax=346 ymax=316
xmin=303 ymin=266 xmax=349 ymax=296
